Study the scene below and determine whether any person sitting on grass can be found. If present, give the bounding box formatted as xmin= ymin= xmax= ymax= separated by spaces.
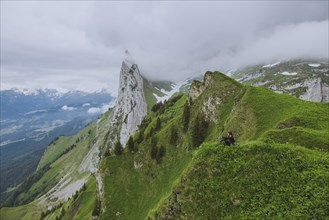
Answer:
xmin=221 ymin=131 xmax=236 ymax=146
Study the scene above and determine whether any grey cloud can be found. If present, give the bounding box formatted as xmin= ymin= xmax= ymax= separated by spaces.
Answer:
xmin=1 ymin=1 xmax=328 ymax=92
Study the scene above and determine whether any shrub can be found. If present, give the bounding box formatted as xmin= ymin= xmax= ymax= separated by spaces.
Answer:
xmin=126 ymin=136 xmax=135 ymax=152
xmin=150 ymin=138 xmax=158 ymax=160
xmin=156 ymin=145 xmax=166 ymax=163
xmin=170 ymin=126 xmax=179 ymax=146
xmin=114 ymin=141 xmax=124 ymax=156
xmin=182 ymin=102 xmax=190 ymax=132
xmin=190 ymin=114 xmax=208 ymax=148
xmin=155 ymin=117 xmax=161 ymax=131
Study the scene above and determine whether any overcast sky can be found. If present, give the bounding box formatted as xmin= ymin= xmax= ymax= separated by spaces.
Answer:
xmin=1 ymin=1 xmax=328 ymax=95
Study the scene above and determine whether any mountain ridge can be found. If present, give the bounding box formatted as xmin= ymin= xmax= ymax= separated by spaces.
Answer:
xmin=1 ymin=64 xmax=328 ymax=220
xmin=230 ymin=58 xmax=329 ymax=102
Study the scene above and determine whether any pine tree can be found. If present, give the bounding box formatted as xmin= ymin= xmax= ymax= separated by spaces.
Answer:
xmin=126 ymin=136 xmax=135 ymax=152
xmin=136 ymin=131 xmax=144 ymax=144
xmin=156 ymin=145 xmax=166 ymax=163
xmin=170 ymin=126 xmax=178 ymax=146
xmin=150 ymin=137 xmax=158 ymax=159
xmin=155 ymin=117 xmax=161 ymax=131
xmin=190 ymin=114 xmax=208 ymax=148
xmin=147 ymin=127 xmax=155 ymax=139
xmin=182 ymin=102 xmax=190 ymax=131
xmin=92 ymin=199 xmax=101 ymax=217
xmin=114 ymin=141 xmax=124 ymax=155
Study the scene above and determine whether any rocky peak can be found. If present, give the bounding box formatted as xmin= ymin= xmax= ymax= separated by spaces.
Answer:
xmin=188 ymin=71 xmax=217 ymax=101
xmin=188 ymin=80 xmax=206 ymax=101
xmin=109 ymin=60 xmax=147 ymax=146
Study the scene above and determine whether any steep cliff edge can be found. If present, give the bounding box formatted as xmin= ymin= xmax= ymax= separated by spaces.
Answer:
xmin=110 ymin=60 xmax=148 ymax=146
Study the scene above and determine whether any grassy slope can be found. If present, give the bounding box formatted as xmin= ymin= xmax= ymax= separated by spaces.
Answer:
xmin=101 ymin=71 xmax=329 ymax=220
xmin=15 ymin=121 xmax=96 ymax=205
xmin=0 ymin=110 xmax=111 ymax=219
xmin=62 ymin=176 xmax=97 ymax=220
xmin=100 ymin=95 xmax=193 ymax=220
xmin=38 ymin=135 xmax=79 ymax=169
xmin=151 ymin=81 xmax=175 ymax=92
xmin=2 ymin=71 xmax=328 ymax=219
xmin=0 ymin=202 xmax=44 ymax=220
xmin=189 ymin=71 xmax=246 ymax=141
xmin=224 ymin=86 xmax=329 ymax=145
xmin=154 ymin=142 xmax=329 ymax=219
xmin=42 ymin=176 xmax=97 ymax=220
xmin=153 ymin=73 xmax=329 ymax=219
xmin=143 ymin=78 xmax=165 ymax=112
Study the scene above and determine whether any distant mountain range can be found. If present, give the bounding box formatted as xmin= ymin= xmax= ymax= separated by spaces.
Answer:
xmin=0 ymin=88 xmax=114 ymax=195
xmin=230 ymin=59 xmax=329 ymax=102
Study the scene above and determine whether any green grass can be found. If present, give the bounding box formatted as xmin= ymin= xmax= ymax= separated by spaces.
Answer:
xmin=151 ymin=81 xmax=174 ymax=92
xmin=1 ymin=118 xmax=101 ymax=215
xmin=154 ymin=142 xmax=329 ymax=219
xmin=61 ymin=176 xmax=97 ymax=220
xmin=223 ymin=86 xmax=329 ymax=144
xmin=188 ymin=71 xmax=247 ymax=142
xmin=100 ymin=150 xmax=191 ymax=220
xmin=261 ymin=127 xmax=329 ymax=151
xmin=38 ymin=136 xmax=78 ymax=169
xmin=99 ymin=95 xmax=193 ymax=220
xmin=0 ymin=202 xmax=44 ymax=220
xmin=143 ymin=78 xmax=165 ymax=112
xmin=100 ymin=71 xmax=329 ymax=220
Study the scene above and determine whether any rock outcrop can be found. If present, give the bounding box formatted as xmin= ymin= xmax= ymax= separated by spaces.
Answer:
xmin=299 ymin=78 xmax=329 ymax=102
xmin=188 ymin=72 xmax=214 ymax=101
xmin=108 ymin=60 xmax=147 ymax=147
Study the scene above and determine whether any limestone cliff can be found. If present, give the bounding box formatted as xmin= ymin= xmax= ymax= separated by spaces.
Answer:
xmin=108 ymin=60 xmax=147 ymax=147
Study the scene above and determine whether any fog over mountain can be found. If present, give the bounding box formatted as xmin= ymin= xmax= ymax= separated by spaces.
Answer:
xmin=1 ymin=1 xmax=328 ymax=95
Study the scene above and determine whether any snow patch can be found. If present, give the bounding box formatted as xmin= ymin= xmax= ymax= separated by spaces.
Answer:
xmin=226 ymin=69 xmax=237 ymax=76
xmin=280 ymin=71 xmax=298 ymax=76
xmin=61 ymin=105 xmax=76 ymax=111
xmin=237 ymin=72 xmax=263 ymax=82
xmin=308 ymin=63 xmax=321 ymax=67
xmin=153 ymin=80 xmax=189 ymax=103
xmin=262 ymin=61 xmax=281 ymax=68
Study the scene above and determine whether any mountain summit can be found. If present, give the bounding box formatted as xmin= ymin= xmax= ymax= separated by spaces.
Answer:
xmin=112 ymin=60 xmax=147 ymax=146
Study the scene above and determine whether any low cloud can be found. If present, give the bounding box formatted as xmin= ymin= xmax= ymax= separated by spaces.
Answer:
xmin=61 ymin=105 xmax=76 ymax=111
xmin=1 ymin=1 xmax=328 ymax=92
xmin=87 ymin=102 xmax=115 ymax=114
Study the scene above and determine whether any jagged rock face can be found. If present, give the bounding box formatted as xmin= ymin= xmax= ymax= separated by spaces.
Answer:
xmin=188 ymin=72 xmax=213 ymax=101
xmin=110 ymin=61 xmax=147 ymax=146
xmin=300 ymin=78 xmax=329 ymax=102
xmin=188 ymin=80 xmax=206 ymax=101
xmin=202 ymin=96 xmax=222 ymax=122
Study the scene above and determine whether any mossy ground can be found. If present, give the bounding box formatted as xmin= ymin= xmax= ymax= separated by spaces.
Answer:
xmin=154 ymin=142 xmax=329 ymax=219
